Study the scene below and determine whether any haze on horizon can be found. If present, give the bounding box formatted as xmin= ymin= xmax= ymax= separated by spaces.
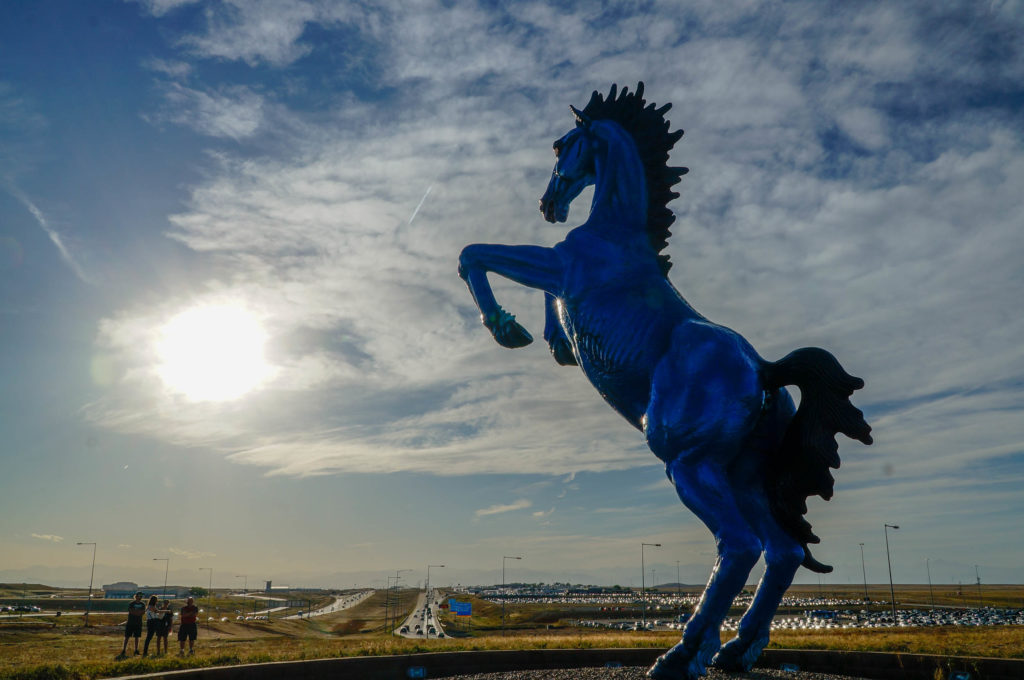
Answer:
xmin=1 ymin=1 xmax=1022 ymax=591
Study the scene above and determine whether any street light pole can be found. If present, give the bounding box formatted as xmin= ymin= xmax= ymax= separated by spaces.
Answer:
xmin=975 ymin=565 xmax=983 ymax=609
xmin=199 ymin=568 xmax=213 ymax=631
xmin=394 ymin=569 xmax=412 ymax=635
xmin=502 ymin=556 xmax=521 ymax=636
xmin=641 ymin=543 xmax=661 ymax=629
xmin=926 ymin=558 xmax=934 ymax=609
xmin=426 ymin=565 xmax=444 ymax=605
xmin=883 ymin=524 xmax=899 ymax=623
xmin=153 ymin=557 xmax=170 ymax=597
xmin=858 ymin=543 xmax=869 ymax=601
xmin=76 ymin=542 xmax=96 ymax=626
xmin=675 ymin=560 xmax=681 ymax=622
xmin=384 ymin=577 xmax=394 ymax=634
xmin=235 ymin=575 xmax=249 ymax=616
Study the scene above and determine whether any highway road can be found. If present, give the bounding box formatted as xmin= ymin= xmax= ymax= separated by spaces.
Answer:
xmin=285 ymin=589 xmax=373 ymax=619
xmin=394 ymin=589 xmax=447 ymax=638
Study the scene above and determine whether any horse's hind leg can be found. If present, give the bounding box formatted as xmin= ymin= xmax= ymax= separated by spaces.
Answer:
xmin=713 ymin=487 xmax=804 ymax=671
xmin=648 ymin=458 xmax=762 ymax=680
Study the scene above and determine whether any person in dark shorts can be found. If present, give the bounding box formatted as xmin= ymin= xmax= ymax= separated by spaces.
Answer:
xmin=143 ymin=594 xmax=167 ymax=656
xmin=157 ymin=599 xmax=173 ymax=655
xmin=178 ymin=596 xmax=199 ymax=655
xmin=119 ymin=592 xmax=146 ymax=658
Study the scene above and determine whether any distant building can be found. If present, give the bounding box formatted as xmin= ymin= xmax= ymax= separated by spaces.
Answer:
xmin=102 ymin=582 xmax=140 ymax=599
xmin=102 ymin=581 xmax=191 ymax=598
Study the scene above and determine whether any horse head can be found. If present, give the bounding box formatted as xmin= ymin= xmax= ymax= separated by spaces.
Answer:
xmin=539 ymin=106 xmax=596 ymax=223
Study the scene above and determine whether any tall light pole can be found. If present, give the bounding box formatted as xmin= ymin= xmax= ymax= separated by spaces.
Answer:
xmin=76 ymin=542 xmax=96 ymax=626
xmin=975 ymin=565 xmax=983 ymax=609
xmin=393 ymin=569 xmax=412 ymax=634
xmin=199 ymin=568 xmax=213 ymax=631
xmin=676 ymin=560 xmax=682 ymax=622
xmin=641 ymin=543 xmax=661 ymax=629
xmin=384 ymin=576 xmax=396 ymax=634
xmin=926 ymin=558 xmax=935 ymax=609
xmin=858 ymin=543 xmax=868 ymax=601
xmin=236 ymin=575 xmax=249 ymax=616
xmin=199 ymin=568 xmax=213 ymax=628
xmin=426 ymin=565 xmax=444 ymax=603
xmin=883 ymin=524 xmax=899 ymax=623
xmin=502 ymin=556 xmax=521 ymax=636
xmin=153 ymin=557 xmax=170 ymax=597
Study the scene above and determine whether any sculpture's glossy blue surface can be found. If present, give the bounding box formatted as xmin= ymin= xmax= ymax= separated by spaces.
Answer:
xmin=459 ymin=83 xmax=872 ymax=679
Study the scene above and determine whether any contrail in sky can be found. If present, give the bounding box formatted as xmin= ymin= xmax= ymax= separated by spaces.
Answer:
xmin=408 ymin=184 xmax=433 ymax=224
xmin=4 ymin=182 xmax=92 ymax=284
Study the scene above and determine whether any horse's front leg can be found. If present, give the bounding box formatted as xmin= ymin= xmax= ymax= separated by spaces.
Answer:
xmin=458 ymin=243 xmax=562 ymax=349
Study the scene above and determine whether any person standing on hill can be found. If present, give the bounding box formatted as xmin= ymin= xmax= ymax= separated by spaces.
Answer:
xmin=178 ymin=596 xmax=199 ymax=656
xmin=157 ymin=599 xmax=173 ymax=655
xmin=118 ymin=592 xmax=146 ymax=658
xmin=143 ymin=594 xmax=168 ymax=656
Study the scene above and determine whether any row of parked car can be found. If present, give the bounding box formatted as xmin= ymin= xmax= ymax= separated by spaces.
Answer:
xmin=1 ymin=605 xmax=42 ymax=612
xmin=576 ymin=617 xmax=687 ymax=631
xmin=577 ymin=607 xmax=1024 ymax=632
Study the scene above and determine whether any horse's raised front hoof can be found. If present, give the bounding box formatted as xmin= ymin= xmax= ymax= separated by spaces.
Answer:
xmin=711 ymin=634 xmax=769 ymax=672
xmin=484 ymin=310 xmax=533 ymax=348
xmin=549 ymin=336 xmax=578 ymax=365
xmin=494 ymin=319 xmax=533 ymax=348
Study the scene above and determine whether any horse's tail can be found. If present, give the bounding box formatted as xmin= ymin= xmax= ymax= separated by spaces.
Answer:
xmin=762 ymin=347 xmax=873 ymax=574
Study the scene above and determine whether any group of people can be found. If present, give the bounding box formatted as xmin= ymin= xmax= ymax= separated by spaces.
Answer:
xmin=119 ymin=592 xmax=199 ymax=659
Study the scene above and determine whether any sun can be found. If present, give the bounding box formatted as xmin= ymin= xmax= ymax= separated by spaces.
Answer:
xmin=156 ymin=304 xmax=272 ymax=402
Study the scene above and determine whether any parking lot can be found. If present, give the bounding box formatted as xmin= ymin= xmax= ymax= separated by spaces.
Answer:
xmin=574 ymin=606 xmax=1024 ymax=632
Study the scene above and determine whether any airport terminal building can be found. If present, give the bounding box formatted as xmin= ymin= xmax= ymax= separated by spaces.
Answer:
xmin=102 ymin=581 xmax=191 ymax=599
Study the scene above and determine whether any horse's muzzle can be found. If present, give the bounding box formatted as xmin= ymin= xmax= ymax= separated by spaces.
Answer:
xmin=539 ymin=197 xmax=558 ymax=223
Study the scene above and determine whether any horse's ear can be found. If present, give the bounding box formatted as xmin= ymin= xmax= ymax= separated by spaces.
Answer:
xmin=570 ymin=105 xmax=591 ymax=129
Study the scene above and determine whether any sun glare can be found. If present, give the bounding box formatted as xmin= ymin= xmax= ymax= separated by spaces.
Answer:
xmin=156 ymin=305 xmax=272 ymax=402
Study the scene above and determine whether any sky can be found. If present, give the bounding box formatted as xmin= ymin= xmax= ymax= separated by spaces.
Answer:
xmin=1 ymin=0 xmax=1023 ymax=592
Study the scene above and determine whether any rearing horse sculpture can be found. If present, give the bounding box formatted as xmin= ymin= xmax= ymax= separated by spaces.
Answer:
xmin=458 ymin=83 xmax=872 ymax=679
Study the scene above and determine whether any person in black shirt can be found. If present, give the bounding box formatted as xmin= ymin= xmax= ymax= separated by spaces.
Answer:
xmin=119 ymin=592 xmax=146 ymax=658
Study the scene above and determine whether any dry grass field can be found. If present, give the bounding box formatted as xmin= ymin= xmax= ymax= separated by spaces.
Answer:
xmin=2 ymin=585 xmax=1022 ymax=680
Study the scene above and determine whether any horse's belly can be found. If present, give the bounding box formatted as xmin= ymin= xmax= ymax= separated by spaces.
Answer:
xmin=563 ymin=305 xmax=668 ymax=426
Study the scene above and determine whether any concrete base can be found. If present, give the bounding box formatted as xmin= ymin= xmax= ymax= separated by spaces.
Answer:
xmin=111 ymin=647 xmax=1024 ymax=680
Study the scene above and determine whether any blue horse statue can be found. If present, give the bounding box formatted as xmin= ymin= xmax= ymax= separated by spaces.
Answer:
xmin=458 ymin=83 xmax=872 ymax=679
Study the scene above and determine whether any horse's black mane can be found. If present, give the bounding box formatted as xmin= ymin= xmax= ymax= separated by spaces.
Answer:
xmin=579 ymin=82 xmax=687 ymax=275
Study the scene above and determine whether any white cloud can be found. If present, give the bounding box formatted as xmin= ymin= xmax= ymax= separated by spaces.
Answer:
xmin=133 ymin=0 xmax=200 ymax=17
xmin=144 ymin=57 xmax=192 ymax=79
xmin=476 ymin=499 xmax=532 ymax=517
xmin=31 ymin=533 xmax=64 ymax=543
xmin=835 ymin=107 xmax=889 ymax=151
xmin=168 ymin=547 xmax=216 ymax=559
xmin=156 ymin=0 xmax=361 ymax=67
xmin=155 ymin=83 xmax=265 ymax=139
